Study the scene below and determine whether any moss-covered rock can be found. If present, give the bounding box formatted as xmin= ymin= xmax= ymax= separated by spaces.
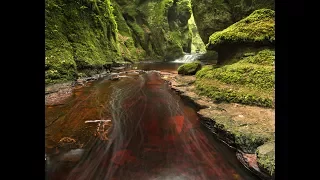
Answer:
xmin=193 ymin=10 xmax=275 ymax=107
xmin=178 ymin=61 xmax=202 ymax=75
xmin=256 ymin=141 xmax=275 ymax=177
xmin=207 ymin=9 xmax=275 ymax=50
xmin=191 ymin=0 xmax=274 ymax=44
xmin=195 ymin=47 xmax=274 ymax=108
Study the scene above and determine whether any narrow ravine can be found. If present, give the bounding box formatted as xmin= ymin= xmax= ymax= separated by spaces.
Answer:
xmin=45 ymin=62 xmax=260 ymax=180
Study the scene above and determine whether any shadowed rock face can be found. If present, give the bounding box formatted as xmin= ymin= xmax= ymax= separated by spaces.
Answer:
xmin=191 ymin=0 xmax=274 ymax=44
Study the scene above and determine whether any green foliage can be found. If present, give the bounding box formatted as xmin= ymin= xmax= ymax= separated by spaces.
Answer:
xmin=178 ymin=61 xmax=202 ymax=75
xmin=207 ymin=9 xmax=275 ymax=49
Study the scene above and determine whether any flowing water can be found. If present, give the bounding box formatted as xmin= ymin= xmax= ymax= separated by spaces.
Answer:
xmin=172 ymin=53 xmax=204 ymax=63
xmin=45 ymin=62 xmax=259 ymax=180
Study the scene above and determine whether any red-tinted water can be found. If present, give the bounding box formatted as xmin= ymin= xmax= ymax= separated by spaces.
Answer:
xmin=45 ymin=64 xmax=259 ymax=180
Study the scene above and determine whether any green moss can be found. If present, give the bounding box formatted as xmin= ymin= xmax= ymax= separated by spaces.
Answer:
xmin=234 ymin=132 xmax=270 ymax=153
xmin=256 ymin=141 xmax=275 ymax=176
xmin=136 ymin=0 xmax=191 ymax=59
xmin=240 ymin=48 xmax=275 ymax=66
xmin=188 ymin=14 xmax=206 ymax=53
xmin=45 ymin=47 xmax=77 ymax=84
xmin=195 ymin=47 xmax=274 ymax=108
xmin=128 ymin=22 xmax=145 ymax=43
xmin=195 ymin=79 xmax=273 ymax=107
xmin=207 ymin=9 xmax=275 ymax=49
xmin=198 ymin=63 xmax=274 ymax=90
xmin=45 ymin=0 xmax=120 ymax=84
xmin=117 ymin=33 xmax=146 ymax=61
xmin=191 ymin=0 xmax=274 ymax=44
xmin=207 ymin=114 xmax=273 ymax=153
xmin=164 ymin=31 xmax=185 ymax=59
xmin=178 ymin=61 xmax=202 ymax=75
xmin=45 ymin=0 xmax=195 ymax=84
xmin=197 ymin=48 xmax=274 ymax=88
xmin=113 ymin=2 xmax=131 ymax=36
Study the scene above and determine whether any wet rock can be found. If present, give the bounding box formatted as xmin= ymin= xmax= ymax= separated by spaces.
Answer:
xmin=110 ymin=74 xmax=120 ymax=81
xmin=76 ymin=79 xmax=85 ymax=86
xmin=85 ymin=76 xmax=97 ymax=81
xmin=236 ymin=152 xmax=271 ymax=180
xmin=57 ymin=137 xmax=82 ymax=150
xmin=126 ymin=71 xmax=140 ymax=76
xmin=45 ymin=82 xmax=73 ymax=93
xmin=45 ymin=86 xmax=73 ymax=106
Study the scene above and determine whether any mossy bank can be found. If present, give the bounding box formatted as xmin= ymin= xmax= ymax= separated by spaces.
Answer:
xmin=174 ymin=9 xmax=275 ymax=178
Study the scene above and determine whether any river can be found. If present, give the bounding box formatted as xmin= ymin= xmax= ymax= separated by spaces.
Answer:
xmin=45 ymin=61 xmax=259 ymax=180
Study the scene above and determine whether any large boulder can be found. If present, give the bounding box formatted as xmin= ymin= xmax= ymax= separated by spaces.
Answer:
xmin=191 ymin=0 xmax=274 ymax=44
xmin=206 ymin=9 xmax=275 ymax=63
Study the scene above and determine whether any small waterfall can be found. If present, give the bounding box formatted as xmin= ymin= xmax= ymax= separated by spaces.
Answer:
xmin=172 ymin=53 xmax=204 ymax=63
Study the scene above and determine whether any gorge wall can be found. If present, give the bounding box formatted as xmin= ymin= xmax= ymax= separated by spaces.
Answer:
xmin=45 ymin=0 xmax=204 ymax=84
